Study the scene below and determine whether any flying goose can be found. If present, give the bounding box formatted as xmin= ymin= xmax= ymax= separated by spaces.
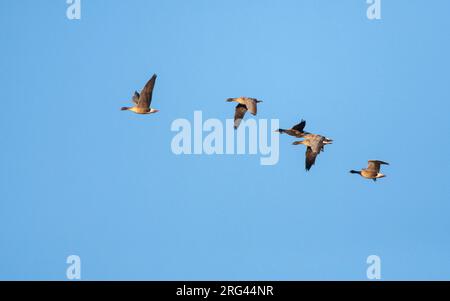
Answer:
xmin=302 ymin=133 xmax=333 ymax=148
xmin=276 ymin=119 xmax=309 ymax=138
xmin=227 ymin=97 xmax=263 ymax=129
xmin=121 ymin=74 xmax=159 ymax=114
xmin=350 ymin=160 xmax=389 ymax=181
xmin=293 ymin=134 xmax=333 ymax=171
xmin=276 ymin=120 xmax=333 ymax=145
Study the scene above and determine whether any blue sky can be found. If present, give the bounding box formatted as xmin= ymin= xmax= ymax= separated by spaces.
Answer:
xmin=0 ymin=0 xmax=449 ymax=280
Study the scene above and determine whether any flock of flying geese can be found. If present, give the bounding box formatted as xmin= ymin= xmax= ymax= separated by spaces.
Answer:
xmin=121 ymin=74 xmax=389 ymax=181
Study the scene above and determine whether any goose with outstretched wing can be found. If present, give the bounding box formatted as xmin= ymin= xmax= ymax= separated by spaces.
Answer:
xmin=350 ymin=160 xmax=389 ymax=181
xmin=121 ymin=74 xmax=159 ymax=115
xmin=276 ymin=119 xmax=309 ymax=138
xmin=292 ymin=134 xmax=332 ymax=171
xmin=227 ymin=97 xmax=263 ymax=129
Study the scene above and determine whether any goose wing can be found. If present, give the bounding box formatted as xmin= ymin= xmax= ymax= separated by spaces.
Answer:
xmin=234 ymin=104 xmax=248 ymax=129
xmin=367 ymin=160 xmax=389 ymax=172
xmin=132 ymin=91 xmax=140 ymax=104
xmin=305 ymin=146 xmax=319 ymax=171
xmin=292 ymin=119 xmax=306 ymax=132
xmin=243 ymin=98 xmax=257 ymax=115
xmin=137 ymin=74 xmax=157 ymax=109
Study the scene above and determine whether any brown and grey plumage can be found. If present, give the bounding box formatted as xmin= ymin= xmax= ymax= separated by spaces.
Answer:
xmin=276 ymin=119 xmax=309 ymax=137
xmin=121 ymin=74 xmax=159 ymax=114
xmin=350 ymin=160 xmax=389 ymax=181
xmin=227 ymin=97 xmax=263 ymax=129
xmin=293 ymin=134 xmax=333 ymax=171
xmin=302 ymin=133 xmax=333 ymax=150
xmin=276 ymin=120 xmax=333 ymax=147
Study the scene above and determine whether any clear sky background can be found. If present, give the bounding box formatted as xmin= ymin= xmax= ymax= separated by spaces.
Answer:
xmin=1 ymin=0 xmax=449 ymax=280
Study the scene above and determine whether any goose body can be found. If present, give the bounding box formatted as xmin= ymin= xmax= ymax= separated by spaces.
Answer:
xmin=121 ymin=74 xmax=159 ymax=115
xmin=350 ymin=160 xmax=389 ymax=181
xmin=293 ymin=134 xmax=333 ymax=171
xmin=276 ymin=119 xmax=309 ymax=138
xmin=227 ymin=97 xmax=263 ymax=129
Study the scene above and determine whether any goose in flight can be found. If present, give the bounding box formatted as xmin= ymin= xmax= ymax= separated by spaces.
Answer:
xmin=121 ymin=74 xmax=159 ymax=114
xmin=276 ymin=119 xmax=332 ymax=145
xmin=227 ymin=97 xmax=263 ymax=129
xmin=276 ymin=119 xmax=309 ymax=137
xmin=293 ymin=134 xmax=333 ymax=171
xmin=350 ymin=160 xmax=389 ymax=181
